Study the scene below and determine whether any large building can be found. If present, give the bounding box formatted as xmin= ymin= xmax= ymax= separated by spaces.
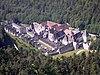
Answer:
xmin=12 ymin=23 xmax=26 ymax=33
xmin=4 ymin=21 xmax=90 ymax=56
xmin=33 ymin=22 xmax=45 ymax=35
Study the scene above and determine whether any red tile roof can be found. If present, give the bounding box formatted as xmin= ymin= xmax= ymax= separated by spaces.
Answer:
xmin=55 ymin=26 xmax=63 ymax=31
xmin=64 ymin=29 xmax=73 ymax=36
xmin=61 ymin=24 xmax=69 ymax=30
xmin=47 ymin=21 xmax=56 ymax=29
xmin=41 ymin=21 xmax=70 ymax=31
xmin=41 ymin=21 xmax=57 ymax=29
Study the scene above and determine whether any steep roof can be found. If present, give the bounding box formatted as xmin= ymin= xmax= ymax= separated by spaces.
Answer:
xmin=64 ymin=29 xmax=73 ymax=36
xmin=12 ymin=23 xmax=22 ymax=29
xmin=38 ymin=38 xmax=57 ymax=48
xmin=41 ymin=21 xmax=70 ymax=31
xmin=41 ymin=21 xmax=57 ymax=29
xmin=50 ymin=28 xmax=57 ymax=34
xmin=54 ymin=31 xmax=65 ymax=40
xmin=59 ymin=43 xmax=73 ymax=53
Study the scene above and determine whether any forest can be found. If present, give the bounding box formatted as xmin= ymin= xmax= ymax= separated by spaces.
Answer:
xmin=0 ymin=45 xmax=100 ymax=75
xmin=0 ymin=0 xmax=100 ymax=75
xmin=0 ymin=0 xmax=100 ymax=32
xmin=0 ymin=22 xmax=100 ymax=75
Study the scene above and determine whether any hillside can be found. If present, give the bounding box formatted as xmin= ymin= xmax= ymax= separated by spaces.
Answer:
xmin=0 ymin=0 xmax=100 ymax=75
xmin=53 ymin=49 xmax=91 ymax=59
xmin=0 ymin=0 xmax=100 ymax=29
xmin=0 ymin=24 xmax=15 ymax=47
xmin=8 ymin=33 xmax=38 ymax=51
xmin=0 ymin=46 xmax=100 ymax=75
xmin=0 ymin=24 xmax=12 ymax=47
xmin=0 ymin=24 xmax=3 ymax=47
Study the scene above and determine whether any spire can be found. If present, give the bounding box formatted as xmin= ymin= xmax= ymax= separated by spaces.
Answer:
xmin=82 ymin=30 xmax=87 ymax=42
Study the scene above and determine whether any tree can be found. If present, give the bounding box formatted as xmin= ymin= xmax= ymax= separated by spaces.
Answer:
xmin=90 ymin=38 xmax=100 ymax=50
xmin=12 ymin=17 xmax=21 ymax=24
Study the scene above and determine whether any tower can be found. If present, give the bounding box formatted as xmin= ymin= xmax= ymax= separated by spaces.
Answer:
xmin=82 ymin=30 xmax=87 ymax=42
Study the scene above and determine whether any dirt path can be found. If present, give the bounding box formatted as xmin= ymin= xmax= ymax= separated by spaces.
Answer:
xmin=76 ymin=50 xmax=89 ymax=55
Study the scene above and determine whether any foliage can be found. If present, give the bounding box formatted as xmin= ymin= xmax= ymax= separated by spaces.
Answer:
xmin=0 ymin=25 xmax=16 ymax=48
xmin=0 ymin=0 xmax=100 ymax=29
xmin=0 ymin=47 xmax=100 ymax=75
xmin=90 ymin=38 xmax=100 ymax=50
xmin=0 ymin=24 xmax=3 ymax=39
xmin=87 ymin=23 xmax=100 ymax=35
xmin=0 ymin=0 xmax=100 ymax=74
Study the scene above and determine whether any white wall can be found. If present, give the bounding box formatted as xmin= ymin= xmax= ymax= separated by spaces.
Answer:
xmin=83 ymin=43 xmax=89 ymax=50
xmin=34 ymin=23 xmax=45 ymax=35
xmin=48 ymin=32 xmax=54 ymax=41
xmin=62 ymin=36 xmax=68 ymax=45
xmin=82 ymin=30 xmax=87 ymax=42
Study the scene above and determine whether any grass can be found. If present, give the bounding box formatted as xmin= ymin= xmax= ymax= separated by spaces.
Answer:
xmin=6 ymin=32 xmax=95 ymax=58
xmin=25 ymin=34 xmax=30 ymax=37
xmin=53 ymin=49 xmax=91 ymax=59
xmin=53 ymin=50 xmax=79 ymax=59
xmin=76 ymin=49 xmax=91 ymax=56
xmin=21 ymin=24 xmax=29 ymax=27
xmin=8 ymin=32 xmax=38 ymax=51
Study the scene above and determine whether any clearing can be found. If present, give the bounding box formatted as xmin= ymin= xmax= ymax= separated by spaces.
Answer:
xmin=53 ymin=49 xmax=93 ymax=59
